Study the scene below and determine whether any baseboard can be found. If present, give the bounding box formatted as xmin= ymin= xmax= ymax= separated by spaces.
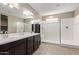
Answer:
xmin=41 ymin=40 xmax=79 ymax=49
xmin=60 ymin=44 xmax=79 ymax=49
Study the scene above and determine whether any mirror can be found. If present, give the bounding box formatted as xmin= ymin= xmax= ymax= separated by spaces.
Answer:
xmin=0 ymin=14 xmax=33 ymax=33
xmin=24 ymin=18 xmax=33 ymax=32
xmin=0 ymin=3 xmax=34 ymax=33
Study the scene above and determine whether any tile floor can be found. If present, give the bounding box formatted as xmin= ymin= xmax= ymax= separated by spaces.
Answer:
xmin=33 ymin=42 xmax=79 ymax=55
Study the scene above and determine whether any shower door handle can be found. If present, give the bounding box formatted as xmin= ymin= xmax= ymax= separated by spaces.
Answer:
xmin=65 ymin=26 xmax=69 ymax=29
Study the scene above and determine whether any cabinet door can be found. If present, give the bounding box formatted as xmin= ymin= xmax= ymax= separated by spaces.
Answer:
xmin=26 ymin=37 xmax=33 ymax=55
xmin=37 ymin=34 xmax=41 ymax=47
xmin=26 ymin=46 xmax=33 ymax=55
xmin=26 ymin=37 xmax=33 ymax=48
xmin=14 ymin=39 xmax=26 ymax=55
xmin=14 ymin=44 xmax=25 ymax=55
xmin=33 ymin=35 xmax=38 ymax=51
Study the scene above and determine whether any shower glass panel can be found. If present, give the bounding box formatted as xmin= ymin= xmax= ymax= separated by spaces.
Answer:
xmin=41 ymin=18 xmax=60 ymax=44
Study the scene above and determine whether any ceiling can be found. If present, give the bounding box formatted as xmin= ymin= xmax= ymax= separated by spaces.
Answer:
xmin=0 ymin=3 xmax=33 ymax=19
xmin=29 ymin=3 xmax=79 ymax=16
xmin=0 ymin=3 xmax=79 ymax=18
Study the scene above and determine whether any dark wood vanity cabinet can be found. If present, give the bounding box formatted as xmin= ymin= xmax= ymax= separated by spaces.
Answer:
xmin=0 ymin=34 xmax=41 ymax=55
xmin=13 ymin=39 xmax=26 ymax=55
xmin=0 ymin=39 xmax=26 ymax=55
xmin=14 ymin=43 xmax=26 ymax=55
xmin=33 ymin=34 xmax=41 ymax=52
xmin=25 ymin=36 xmax=34 ymax=55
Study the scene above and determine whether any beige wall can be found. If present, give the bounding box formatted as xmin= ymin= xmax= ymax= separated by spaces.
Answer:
xmin=42 ymin=11 xmax=74 ymax=20
xmin=74 ymin=7 xmax=79 ymax=17
xmin=8 ymin=16 xmax=17 ymax=33
xmin=8 ymin=16 xmax=24 ymax=33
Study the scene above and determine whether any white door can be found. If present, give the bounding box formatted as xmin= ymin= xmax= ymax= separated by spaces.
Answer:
xmin=61 ymin=18 xmax=73 ymax=45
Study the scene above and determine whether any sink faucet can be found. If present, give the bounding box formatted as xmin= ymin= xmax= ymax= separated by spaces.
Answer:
xmin=3 ymin=31 xmax=8 ymax=38
xmin=0 ymin=31 xmax=8 ymax=39
xmin=5 ymin=31 xmax=8 ymax=37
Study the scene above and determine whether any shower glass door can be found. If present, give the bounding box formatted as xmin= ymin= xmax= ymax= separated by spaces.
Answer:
xmin=41 ymin=18 xmax=60 ymax=44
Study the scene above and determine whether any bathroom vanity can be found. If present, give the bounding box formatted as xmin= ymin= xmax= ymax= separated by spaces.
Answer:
xmin=0 ymin=32 xmax=41 ymax=55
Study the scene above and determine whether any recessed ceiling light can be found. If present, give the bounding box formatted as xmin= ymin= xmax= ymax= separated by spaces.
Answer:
xmin=23 ymin=9 xmax=33 ymax=16
xmin=13 ymin=3 xmax=19 ymax=9
xmin=9 ymin=4 xmax=14 ymax=8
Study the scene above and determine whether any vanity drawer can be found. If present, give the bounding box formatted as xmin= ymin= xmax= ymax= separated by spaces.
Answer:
xmin=0 ymin=39 xmax=25 ymax=51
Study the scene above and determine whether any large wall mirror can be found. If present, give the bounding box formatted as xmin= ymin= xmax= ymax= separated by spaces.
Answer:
xmin=0 ymin=3 xmax=34 ymax=34
xmin=0 ymin=14 xmax=33 ymax=33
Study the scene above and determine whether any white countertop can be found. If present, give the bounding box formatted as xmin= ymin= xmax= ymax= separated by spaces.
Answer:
xmin=0 ymin=32 xmax=40 ymax=45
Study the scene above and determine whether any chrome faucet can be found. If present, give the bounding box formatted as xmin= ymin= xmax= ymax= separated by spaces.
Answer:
xmin=5 ymin=31 xmax=8 ymax=37
xmin=3 ymin=31 xmax=8 ymax=38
